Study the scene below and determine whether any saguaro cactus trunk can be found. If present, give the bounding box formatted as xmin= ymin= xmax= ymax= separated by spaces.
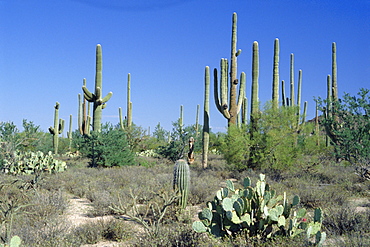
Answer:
xmin=82 ymin=44 xmax=113 ymax=132
xmin=202 ymin=66 xmax=210 ymax=169
xmin=272 ymin=38 xmax=280 ymax=109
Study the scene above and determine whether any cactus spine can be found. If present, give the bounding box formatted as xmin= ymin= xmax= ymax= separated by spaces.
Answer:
xmin=272 ymin=38 xmax=280 ymax=109
xmin=214 ymin=12 xmax=245 ymax=126
xmin=82 ymin=44 xmax=113 ymax=132
xmin=48 ymin=102 xmax=64 ymax=155
xmin=173 ymin=159 xmax=190 ymax=209
xmin=202 ymin=66 xmax=210 ymax=169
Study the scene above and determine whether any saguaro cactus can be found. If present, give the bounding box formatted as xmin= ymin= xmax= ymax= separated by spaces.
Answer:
xmin=272 ymin=38 xmax=280 ymax=109
xmin=290 ymin=53 xmax=295 ymax=107
xmin=49 ymin=102 xmax=64 ymax=155
xmin=250 ymin=41 xmax=259 ymax=130
xmin=214 ymin=12 xmax=246 ymax=126
xmin=82 ymin=44 xmax=113 ymax=132
xmin=67 ymin=114 xmax=73 ymax=151
xmin=173 ymin=159 xmax=190 ymax=209
xmin=126 ymin=73 xmax=132 ymax=128
xmin=202 ymin=66 xmax=210 ymax=169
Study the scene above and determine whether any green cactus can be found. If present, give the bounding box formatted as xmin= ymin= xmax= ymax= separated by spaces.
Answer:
xmin=202 ymin=66 xmax=210 ymax=169
xmin=281 ymin=80 xmax=286 ymax=107
xmin=67 ymin=114 xmax=73 ymax=151
xmin=272 ymin=38 xmax=280 ymax=109
xmin=289 ymin=53 xmax=295 ymax=107
xmin=193 ymin=174 xmax=325 ymax=244
xmin=48 ymin=102 xmax=64 ymax=155
xmin=118 ymin=107 xmax=125 ymax=130
xmin=332 ymin=42 xmax=338 ymax=101
xmin=250 ymin=41 xmax=259 ymax=127
xmin=195 ymin=104 xmax=200 ymax=137
xmin=214 ymin=12 xmax=246 ymax=126
xmin=0 ymin=235 xmax=21 ymax=247
xmin=79 ymin=79 xmax=92 ymax=135
xmin=126 ymin=73 xmax=132 ymax=128
xmin=179 ymin=105 xmax=184 ymax=134
xmin=173 ymin=159 xmax=190 ymax=209
xmin=82 ymin=44 xmax=113 ymax=132
xmin=2 ymin=151 xmax=67 ymax=175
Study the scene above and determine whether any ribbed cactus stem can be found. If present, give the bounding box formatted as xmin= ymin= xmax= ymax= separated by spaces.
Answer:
xmin=272 ymin=38 xmax=280 ymax=109
xmin=297 ymin=69 xmax=302 ymax=125
xmin=173 ymin=159 xmax=190 ymax=209
xmin=78 ymin=93 xmax=82 ymax=135
xmin=326 ymin=74 xmax=332 ymax=147
xmin=82 ymin=44 xmax=113 ymax=132
xmin=67 ymin=114 xmax=72 ymax=151
xmin=213 ymin=12 xmax=245 ymax=126
xmin=126 ymin=73 xmax=132 ymax=128
xmin=251 ymin=41 xmax=259 ymax=122
xmin=48 ymin=102 xmax=64 ymax=155
xmin=290 ymin=53 xmax=295 ymax=107
xmin=281 ymin=80 xmax=286 ymax=107
xmin=202 ymin=66 xmax=210 ymax=169
xmin=119 ymin=107 xmax=124 ymax=130
xmin=332 ymin=42 xmax=338 ymax=101
xmin=195 ymin=104 xmax=200 ymax=136
xmin=301 ymin=101 xmax=307 ymax=124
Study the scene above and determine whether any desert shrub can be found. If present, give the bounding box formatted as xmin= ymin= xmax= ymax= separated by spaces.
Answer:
xmin=218 ymin=124 xmax=250 ymax=171
xmin=75 ymin=123 xmax=135 ymax=167
xmin=318 ymin=88 xmax=370 ymax=163
xmin=323 ymin=203 xmax=370 ymax=236
xmin=157 ymin=120 xmax=202 ymax=162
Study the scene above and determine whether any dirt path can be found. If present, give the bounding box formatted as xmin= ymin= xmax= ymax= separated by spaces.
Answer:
xmin=65 ymin=195 xmax=123 ymax=247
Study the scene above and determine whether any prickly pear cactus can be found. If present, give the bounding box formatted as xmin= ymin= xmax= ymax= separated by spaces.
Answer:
xmin=1 ymin=151 xmax=67 ymax=175
xmin=0 ymin=235 xmax=21 ymax=247
xmin=192 ymin=174 xmax=325 ymax=244
xmin=173 ymin=159 xmax=190 ymax=209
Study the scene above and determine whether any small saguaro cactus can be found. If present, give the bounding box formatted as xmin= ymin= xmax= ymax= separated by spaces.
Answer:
xmin=173 ymin=159 xmax=190 ymax=209
xmin=48 ymin=102 xmax=64 ymax=155
xmin=82 ymin=44 xmax=113 ymax=132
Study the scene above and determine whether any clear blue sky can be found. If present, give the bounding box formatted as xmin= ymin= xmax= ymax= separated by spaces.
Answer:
xmin=1 ymin=0 xmax=369 ymax=134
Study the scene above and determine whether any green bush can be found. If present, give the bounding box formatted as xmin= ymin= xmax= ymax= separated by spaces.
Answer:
xmin=74 ymin=123 xmax=135 ymax=167
xmin=318 ymin=88 xmax=370 ymax=163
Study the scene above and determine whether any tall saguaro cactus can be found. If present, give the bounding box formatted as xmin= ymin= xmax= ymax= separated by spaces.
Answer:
xmin=49 ymin=102 xmax=64 ymax=155
xmin=272 ymin=38 xmax=280 ymax=109
xmin=290 ymin=53 xmax=295 ymax=107
xmin=332 ymin=42 xmax=338 ymax=101
xmin=214 ymin=12 xmax=246 ymax=126
xmin=82 ymin=44 xmax=113 ymax=132
xmin=250 ymin=41 xmax=259 ymax=128
xmin=126 ymin=73 xmax=132 ymax=128
xmin=67 ymin=114 xmax=73 ymax=151
xmin=202 ymin=66 xmax=210 ymax=169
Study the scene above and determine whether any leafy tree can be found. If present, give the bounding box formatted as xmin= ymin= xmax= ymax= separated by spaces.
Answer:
xmin=318 ymin=88 xmax=370 ymax=163
xmin=219 ymin=103 xmax=318 ymax=171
